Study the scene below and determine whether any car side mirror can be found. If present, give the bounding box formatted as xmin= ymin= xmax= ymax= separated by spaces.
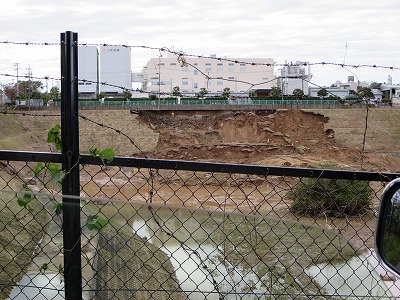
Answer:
xmin=376 ymin=178 xmax=400 ymax=277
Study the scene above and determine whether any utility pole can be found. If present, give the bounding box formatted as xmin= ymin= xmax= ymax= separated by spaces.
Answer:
xmin=14 ymin=63 xmax=20 ymax=95
xmin=26 ymin=66 xmax=33 ymax=98
xmin=157 ymin=55 xmax=161 ymax=110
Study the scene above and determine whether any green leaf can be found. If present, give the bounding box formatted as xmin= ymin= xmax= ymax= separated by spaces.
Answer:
xmin=86 ymin=215 xmax=109 ymax=231
xmin=51 ymin=169 xmax=65 ymax=183
xmin=54 ymin=137 xmax=63 ymax=152
xmin=47 ymin=163 xmax=61 ymax=173
xmin=47 ymin=125 xmax=61 ymax=142
xmin=58 ymin=264 xmax=64 ymax=275
xmin=39 ymin=263 xmax=48 ymax=274
xmin=47 ymin=125 xmax=62 ymax=151
xmin=89 ymin=145 xmax=100 ymax=157
xmin=17 ymin=193 xmax=32 ymax=208
xmin=99 ymin=148 xmax=115 ymax=164
xmin=89 ymin=146 xmax=115 ymax=165
xmin=53 ymin=203 xmax=63 ymax=215
xmin=17 ymin=185 xmax=32 ymax=208
xmin=34 ymin=162 xmax=45 ymax=176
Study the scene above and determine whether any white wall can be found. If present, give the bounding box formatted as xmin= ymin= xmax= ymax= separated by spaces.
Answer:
xmin=141 ymin=57 xmax=275 ymax=95
xmin=99 ymin=46 xmax=132 ymax=93
xmin=308 ymin=88 xmax=349 ymax=99
xmin=78 ymin=46 xmax=98 ymax=94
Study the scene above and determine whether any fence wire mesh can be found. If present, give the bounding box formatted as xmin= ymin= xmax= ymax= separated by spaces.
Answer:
xmin=0 ymin=158 xmax=399 ymax=299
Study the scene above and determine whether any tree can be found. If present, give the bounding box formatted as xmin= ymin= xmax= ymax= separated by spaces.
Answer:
xmin=357 ymin=87 xmax=374 ymax=101
xmin=270 ymin=87 xmax=282 ymax=99
xmin=49 ymin=86 xmax=60 ymax=100
xmin=172 ymin=86 xmax=182 ymax=98
xmin=317 ymin=88 xmax=328 ymax=99
xmin=292 ymin=89 xmax=305 ymax=100
xmin=3 ymin=80 xmax=43 ymax=100
xmin=249 ymin=90 xmax=256 ymax=99
xmin=198 ymin=88 xmax=208 ymax=98
xmin=98 ymin=92 xmax=107 ymax=100
xmin=369 ymin=82 xmax=382 ymax=90
xmin=222 ymin=87 xmax=231 ymax=99
xmin=17 ymin=81 xmax=43 ymax=99
xmin=123 ymin=89 xmax=132 ymax=100
xmin=4 ymin=84 xmax=17 ymax=101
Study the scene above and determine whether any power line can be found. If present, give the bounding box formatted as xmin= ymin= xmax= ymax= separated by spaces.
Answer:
xmin=1 ymin=40 xmax=399 ymax=71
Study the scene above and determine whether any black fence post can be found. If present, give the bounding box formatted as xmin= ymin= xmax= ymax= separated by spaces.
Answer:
xmin=60 ymin=31 xmax=82 ymax=299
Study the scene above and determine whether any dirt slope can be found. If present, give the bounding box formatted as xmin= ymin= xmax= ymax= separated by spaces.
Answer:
xmin=2 ymin=108 xmax=400 ymax=172
xmin=137 ymin=109 xmax=388 ymax=171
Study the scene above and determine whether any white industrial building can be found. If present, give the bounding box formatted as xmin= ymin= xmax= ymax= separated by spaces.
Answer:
xmin=78 ymin=45 xmax=132 ymax=97
xmin=134 ymin=55 xmax=275 ymax=96
xmin=333 ymin=76 xmax=369 ymax=95
xmin=308 ymin=87 xmax=349 ymax=99
xmin=276 ymin=62 xmax=311 ymax=95
xmin=99 ymin=45 xmax=131 ymax=95
xmin=78 ymin=46 xmax=98 ymax=97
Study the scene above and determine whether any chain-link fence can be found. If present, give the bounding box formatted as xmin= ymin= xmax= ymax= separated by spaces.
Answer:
xmin=1 ymin=154 xmax=399 ymax=299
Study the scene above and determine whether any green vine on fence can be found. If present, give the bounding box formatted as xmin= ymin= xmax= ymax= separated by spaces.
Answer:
xmin=16 ymin=184 xmax=34 ymax=212
xmin=85 ymin=215 xmax=109 ymax=231
xmin=17 ymin=124 xmax=114 ymax=278
xmin=89 ymin=145 xmax=115 ymax=165
xmin=47 ymin=124 xmax=63 ymax=152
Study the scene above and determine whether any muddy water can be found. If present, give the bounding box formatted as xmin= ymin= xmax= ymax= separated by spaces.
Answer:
xmin=130 ymin=207 xmax=269 ymax=299
xmin=306 ymin=254 xmax=394 ymax=299
xmin=80 ymin=167 xmax=289 ymax=214
xmin=7 ymin=193 xmax=96 ymax=300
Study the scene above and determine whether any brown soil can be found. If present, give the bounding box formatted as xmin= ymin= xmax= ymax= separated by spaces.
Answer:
xmin=136 ymin=109 xmax=399 ymax=172
xmin=3 ymin=108 xmax=400 ymax=172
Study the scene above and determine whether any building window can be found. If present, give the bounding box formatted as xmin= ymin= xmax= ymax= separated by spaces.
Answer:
xmin=240 ymin=63 xmax=246 ymax=72
xmin=194 ymin=69 xmax=198 ymax=75
xmin=217 ymin=63 xmax=223 ymax=72
xmin=205 ymin=63 xmax=211 ymax=72
xmin=182 ymin=78 xmax=189 ymax=85
xmin=194 ymin=83 xmax=198 ymax=89
xmin=228 ymin=63 xmax=235 ymax=72
xmin=150 ymin=77 xmax=159 ymax=85
xmin=181 ymin=66 xmax=188 ymax=72
xmin=217 ymin=77 xmax=223 ymax=85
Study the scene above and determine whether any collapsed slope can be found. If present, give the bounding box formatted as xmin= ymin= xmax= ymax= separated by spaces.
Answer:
xmin=137 ymin=109 xmax=359 ymax=168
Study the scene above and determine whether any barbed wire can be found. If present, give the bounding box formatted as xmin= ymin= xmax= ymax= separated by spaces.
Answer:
xmin=0 ymin=73 xmax=60 ymax=82
xmin=78 ymin=114 xmax=148 ymax=158
xmin=1 ymin=40 xmax=399 ymax=70
xmin=0 ymin=110 xmax=148 ymax=159
xmin=0 ymin=110 xmax=61 ymax=117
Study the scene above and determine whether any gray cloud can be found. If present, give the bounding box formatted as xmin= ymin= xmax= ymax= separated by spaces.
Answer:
xmin=1 ymin=0 xmax=400 ymax=86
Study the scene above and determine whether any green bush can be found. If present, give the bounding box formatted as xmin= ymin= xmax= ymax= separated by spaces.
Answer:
xmin=383 ymin=233 xmax=400 ymax=266
xmin=288 ymin=177 xmax=373 ymax=217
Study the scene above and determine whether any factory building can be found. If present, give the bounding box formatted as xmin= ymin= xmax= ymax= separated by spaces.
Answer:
xmin=78 ymin=45 xmax=131 ymax=98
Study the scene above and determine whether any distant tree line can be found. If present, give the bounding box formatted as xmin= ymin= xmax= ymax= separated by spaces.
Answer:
xmin=2 ymin=80 xmax=60 ymax=105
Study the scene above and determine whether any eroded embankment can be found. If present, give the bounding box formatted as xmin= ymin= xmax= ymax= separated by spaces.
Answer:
xmin=137 ymin=109 xmax=348 ymax=166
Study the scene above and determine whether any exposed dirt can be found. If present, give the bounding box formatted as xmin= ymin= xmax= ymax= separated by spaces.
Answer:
xmin=137 ymin=109 xmax=396 ymax=171
xmin=2 ymin=108 xmax=400 ymax=172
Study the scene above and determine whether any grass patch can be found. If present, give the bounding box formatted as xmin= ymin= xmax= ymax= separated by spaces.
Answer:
xmin=0 ymin=191 xmax=50 ymax=299
xmin=93 ymin=222 xmax=183 ymax=300
xmin=192 ymin=211 xmax=358 ymax=298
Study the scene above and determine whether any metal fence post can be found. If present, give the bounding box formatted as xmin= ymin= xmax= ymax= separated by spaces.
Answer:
xmin=60 ymin=31 xmax=82 ymax=299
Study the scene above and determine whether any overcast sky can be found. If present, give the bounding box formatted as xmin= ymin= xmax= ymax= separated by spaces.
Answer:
xmin=1 ymin=0 xmax=399 ymax=88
